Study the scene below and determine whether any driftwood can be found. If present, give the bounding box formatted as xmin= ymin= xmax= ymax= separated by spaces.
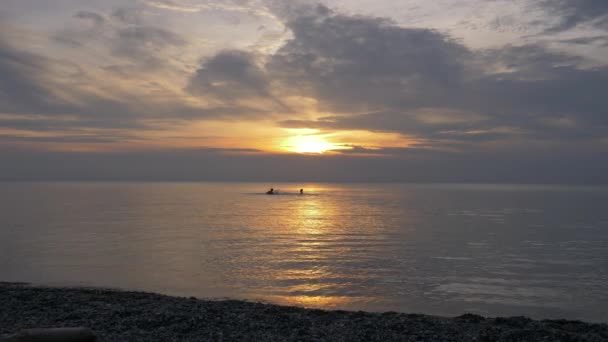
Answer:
xmin=1 ymin=327 xmax=96 ymax=342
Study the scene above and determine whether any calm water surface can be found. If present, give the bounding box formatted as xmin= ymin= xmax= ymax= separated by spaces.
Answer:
xmin=1 ymin=182 xmax=607 ymax=322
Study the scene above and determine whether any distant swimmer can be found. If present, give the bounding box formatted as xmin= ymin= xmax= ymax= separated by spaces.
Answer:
xmin=299 ymin=189 xmax=304 ymax=194
xmin=266 ymin=188 xmax=275 ymax=195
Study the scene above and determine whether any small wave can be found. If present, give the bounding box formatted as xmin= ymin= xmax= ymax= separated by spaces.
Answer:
xmin=432 ymin=256 xmax=473 ymax=261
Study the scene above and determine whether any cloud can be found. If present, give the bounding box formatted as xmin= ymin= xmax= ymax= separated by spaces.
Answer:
xmin=144 ymin=0 xmax=203 ymax=13
xmin=189 ymin=50 xmax=270 ymax=100
xmin=538 ymin=0 xmax=608 ymax=33
xmin=330 ymin=144 xmax=435 ymax=156
xmin=73 ymin=11 xmax=105 ymax=26
xmin=188 ymin=50 xmax=292 ymax=112
xmin=111 ymin=7 xmax=144 ymax=24
xmin=54 ymin=10 xmax=108 ymax=47
xmin=559 ymin=36 xmax=608 ymax=47
xmin=0 ymin=115 xmax=143 ymax=132
xmin=0 ymin=134 xmax=122 ymax=144
xmin=115 ymin=26 xmax=186 ymax=49
xmin=267 ymin=5 xmax=471 ymax=113
xmin=143 ymin=0 xmax=276 ymax=19
xmin=185 ymin=3 xmax=608 ymax=150
xmin=0 ymin=36 xmax=69 ymax=116
xmin=0 ymin=36 xmax=144 ymax=126
xmin=280 ymin=7 xmax=608 ymax=141
xmin=56 ymin=7 xmax=187 ymax=70
xmin=111 ymin=25 xmax=186 ymax=64
xmin=0 ymin=29 xmax=268 ymax=140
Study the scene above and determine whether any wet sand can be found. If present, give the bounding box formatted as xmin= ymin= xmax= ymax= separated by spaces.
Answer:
xmin=1 ymin=283 xmax=607 ymax=341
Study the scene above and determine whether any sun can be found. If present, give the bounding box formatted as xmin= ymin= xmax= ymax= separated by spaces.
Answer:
xmin=284 ymin=135 xmax=335 ymax=154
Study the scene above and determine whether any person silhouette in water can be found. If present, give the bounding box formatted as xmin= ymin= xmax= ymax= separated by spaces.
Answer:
xmin=299 ymin=189 xmax=304 ymax=194
xmin=266 ymin=188 xmax=274 ymax=195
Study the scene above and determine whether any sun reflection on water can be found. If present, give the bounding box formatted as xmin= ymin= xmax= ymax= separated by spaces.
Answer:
xmin=264 ymin=192 xmax=365 ymax=308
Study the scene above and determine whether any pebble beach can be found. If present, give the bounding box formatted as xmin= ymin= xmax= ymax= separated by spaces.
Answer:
xmin=1 ymin=283 xmax=607 ymax=341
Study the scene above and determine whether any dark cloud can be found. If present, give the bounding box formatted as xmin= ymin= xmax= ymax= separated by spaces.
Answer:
xmin=538 ymin=0 xmax=608 ymax=32
xmin=188 ymin=50 xmax=292 ymax=112
xmin=189 ymin=50 xmax=270 ymax=100
xmin=267 ymin=5 xmax=470 ymax=113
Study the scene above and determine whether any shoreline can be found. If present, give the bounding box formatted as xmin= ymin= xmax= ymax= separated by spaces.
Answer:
xmin=1 ymin=283 xmax=607 ymax=341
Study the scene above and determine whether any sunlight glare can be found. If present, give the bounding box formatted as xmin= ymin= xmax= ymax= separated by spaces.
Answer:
xmin=284 ymin=135 xmax=335 ymax=154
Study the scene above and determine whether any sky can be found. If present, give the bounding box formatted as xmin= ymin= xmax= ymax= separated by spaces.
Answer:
xmin=0 ymin=0 xmax=607 ymax=182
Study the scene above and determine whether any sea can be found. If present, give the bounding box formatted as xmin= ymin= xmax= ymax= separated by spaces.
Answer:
xmin=1 ymin=182 xmax=607 ymax=322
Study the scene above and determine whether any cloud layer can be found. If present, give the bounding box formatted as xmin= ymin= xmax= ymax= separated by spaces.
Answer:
xmin=190 ymin=4 xmax=608 ymax=148
xmin=0 ymin=0 xmax=607 ymax=182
